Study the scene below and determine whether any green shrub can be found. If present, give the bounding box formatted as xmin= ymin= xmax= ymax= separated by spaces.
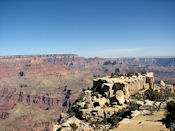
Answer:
xmin=144 ymin=88 xmax=160 ymax=101
xmin=70 ymin=123 xmax=78 ymax=131
xmin=161 ymin=88 xmax=175 ymax=100
xmin=84 ymin=103 xmax=88 ymax=109
xmin=75 ymin=94 xmax=84 ymax=103
xmin=68 ymin=108 xmax=75 ymax=117
xmin=110 ymin=119 xmax=119 ymax=128
xmin=111 ymin=73 xmax=115 ymax=78
xmin=126 ymin=72 xmax=139 ymax=77
xmin=111 ymin=72 xmax=139 ymax=78
xmin=141 ymin=71 xmax=147 ymax=75
xmin=107 ymin=108 xmax=131 ymax=128
xmin=128 ymin=101 xmax=140 ymax=111
xmin=111 ymin=73 xmax=124 ymax=78
xmin=144 ymin=88 xmax=174 ymax=102
xmin=131 ymin=92 xmax=144 ymax=100
xmin=56 ymin=127 xmax=62 ymax=131
xmin=167 ymin=101 xmax=175 ymax=112
xmin=164 ymin=101 xmax=175 ymax=131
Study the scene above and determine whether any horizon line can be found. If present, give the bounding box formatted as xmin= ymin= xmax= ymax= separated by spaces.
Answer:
xmin=0 ymin=53 xmax=175 ymax=59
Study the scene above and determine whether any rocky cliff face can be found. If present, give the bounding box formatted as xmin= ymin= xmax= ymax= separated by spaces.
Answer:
xmin=0 ymin=55 xmax=78 ymax=79
xmin=0 ymin=55 xmax=87 ymax=130
xmin=0 ymin=87 xmax=71 ymax=110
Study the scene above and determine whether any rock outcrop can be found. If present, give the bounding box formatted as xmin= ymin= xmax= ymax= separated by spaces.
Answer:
xmin=160 ymin=80 xmax=166 ymax=87
xmin=93 ymin=72 xmax=154 ymax=99
xmin=115 ymin=90 xmax=125 ymax=105
xmin=53 ymin=72 xmax=156 ymax=131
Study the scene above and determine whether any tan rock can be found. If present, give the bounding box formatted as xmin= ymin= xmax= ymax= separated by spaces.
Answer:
xmin=116 ymin=90 xmax=125 ymax=105
xmin=101 ymin=83 xmax=113 ymax=92
xmin=131 ymin=110 xmax=140 ymax=118
xmin=55 ymin=116 xmax=94 ymax=131
xmin=145 ymin=99 xmax=154 ymax=107
xmin=166 ymin=84 xmax=174 ymax=93
xmin=145 ymin=72 xmax=154 ymax=88
xmin=160 ymin=80 xmax=166 ymax=87
xmin=136 ymin=101 xmax=144 ymax=106
xmin=113 ymin=83 xmax=125 ymax=91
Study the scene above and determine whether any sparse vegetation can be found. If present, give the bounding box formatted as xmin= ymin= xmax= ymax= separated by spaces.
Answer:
xmin=68 ymin=108 xmax=75 ymax=117
xmin=164 ymin=100 xmax=175 ymax=131
xmin=127 ymin=101 xmax=140 ymax=111
xmin=74 ymin=94 xmax=84 ymax=103
xmin=70 ymin=123 xmax=78 ymax=131
xmin=111 ymin=73 xmax=124 ymax=78
xmin=89 ymin=120 xmax=105 ymax=126
xmin=144 ymin=88 xmax=160 ymax=101
xmin=55 ymin=70 xmax=175 ymax=131
xmin=141 ymin=71 xmax=147 ymax=75
xmin=107 ymin=108 xmax=131 ymax=128
xmin=126 ymin=72 xmax=139 ymax=77
xmin=131 ymin=92 xmax=144 ymax=100
xmin=145 ymin=88 xmax=174 ymax=102
xmin=111 ymin=72 xmax=139 ymax=78
xmin=84 ymin=103 xmax=88 ymax=109
xmin=144 ymin=87 xmax=175 ymax=113
xmin=56 ymin=127 xmax=62 ymax=131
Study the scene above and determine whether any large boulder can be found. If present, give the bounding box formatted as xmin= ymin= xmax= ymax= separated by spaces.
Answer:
xmin=145 ymin=99 xmax=154 ymax=107
xmin=115 ymin=90 xmax=125 ymax=105
xmin=101 ymin=83 xmax=113 ymax=92
xmin=131 ymin=110 xmax=140 ymax=118
xmin=59 ymin=116 xmax=93 ymax=131
xmin=146 ymin=72 xmax=154 ymax=88
xmin=93 ymin=79 xmax=107 ymax=91
xmin=113 ymin=83 xmax=125 ymax=91
xmin=160 ymin=80 xmax=166 ymax=87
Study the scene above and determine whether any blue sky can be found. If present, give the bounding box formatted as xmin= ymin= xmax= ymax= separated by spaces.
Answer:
xmin=0 ymin=0 xmax=175 ymax=58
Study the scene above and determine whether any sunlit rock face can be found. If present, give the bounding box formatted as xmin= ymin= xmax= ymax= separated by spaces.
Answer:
xmin=93 ymin=72 xmax=154 ymax=99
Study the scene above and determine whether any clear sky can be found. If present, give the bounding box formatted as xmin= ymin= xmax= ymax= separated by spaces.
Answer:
xmin=0 ymin=0 xmax=175 ymax=58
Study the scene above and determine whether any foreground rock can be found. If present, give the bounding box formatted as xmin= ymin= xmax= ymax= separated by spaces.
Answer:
xmin=53 ymin=72 xmax=171 ymax=131
xmin=115 ymin=90 xmax=125 ymax=105
xmin=160 ymin=80 xmax=166 ymax=87
xmin=53 ymin=116 xmax=93 ymax=131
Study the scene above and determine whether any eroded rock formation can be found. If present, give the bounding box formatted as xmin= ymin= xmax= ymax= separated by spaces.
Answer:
xmin=53 ymin=72 xmax=159 ymax=131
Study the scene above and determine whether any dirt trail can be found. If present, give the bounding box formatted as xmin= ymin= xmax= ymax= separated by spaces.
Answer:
xmin=111 ymin=109 xmax=169 ymax=131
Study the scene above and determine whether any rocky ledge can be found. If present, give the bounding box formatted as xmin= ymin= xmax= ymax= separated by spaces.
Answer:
xmin=53 ymin=72 xmax=174 ymax=131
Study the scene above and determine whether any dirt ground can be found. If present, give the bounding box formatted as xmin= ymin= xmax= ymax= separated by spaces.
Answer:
xmin=111 ymin=109 xmax=169 ymax=131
